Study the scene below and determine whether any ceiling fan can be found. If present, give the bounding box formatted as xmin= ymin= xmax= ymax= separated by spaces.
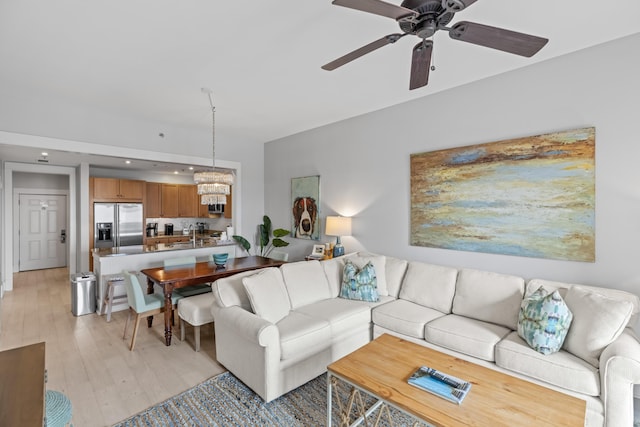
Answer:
xmin=322 ymin=0 xmax=548 ymax=90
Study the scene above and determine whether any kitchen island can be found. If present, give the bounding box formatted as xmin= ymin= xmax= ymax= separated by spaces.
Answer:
xmin=92 ymin=241 xmax=238 ymax=314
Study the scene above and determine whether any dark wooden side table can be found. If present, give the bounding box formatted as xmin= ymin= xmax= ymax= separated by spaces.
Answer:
xmin=0 ymin=342 xmax=46 ymax=426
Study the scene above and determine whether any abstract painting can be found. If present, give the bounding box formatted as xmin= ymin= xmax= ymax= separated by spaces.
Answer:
xmin=291 ymin=175 xmax=320 ymax=240
xmin=410 ymin=128 xmax=595 ymax=262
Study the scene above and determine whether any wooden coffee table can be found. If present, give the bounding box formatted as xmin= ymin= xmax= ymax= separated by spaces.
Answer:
xmin=327 ymin=334 xmax=586 ymax=426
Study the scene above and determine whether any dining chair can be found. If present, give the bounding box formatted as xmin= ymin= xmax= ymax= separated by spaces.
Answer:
xmin=178 ymin=292 xmax=216 ymax=351
xmin=269 ymin=250 xmax=289 ymax=262
xmin=122 ymin=271 xmax=181 ymax=350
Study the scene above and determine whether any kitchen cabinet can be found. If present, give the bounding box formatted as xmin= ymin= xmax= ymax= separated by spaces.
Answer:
xmin=178 ymin=185 xmax=198 ymax=217
xmin=144 ymin=181 xmax=230 ymax=219
xmin=198 ymin=195 xmax=209 ymax=217
xmin=145 ymin=236 xmax=168 ymax=245
xmin=144 ymin=235 xmax=193 ymax=246
xmin=224 ymin=189 xmax=232 ymax=219
xmin=196 ymin=187 xmax=232 ymax=218
xmin=160 ymin=184 xmax=179 ymax=217
xmin=93 ymin=177 xmax=144 ymax=201
xmin=145 ymin=182 xmax=161 ymax=218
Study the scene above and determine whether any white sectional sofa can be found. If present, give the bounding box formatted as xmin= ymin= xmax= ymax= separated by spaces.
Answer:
xmin=211 ymin=252 xmax=640 ymax=427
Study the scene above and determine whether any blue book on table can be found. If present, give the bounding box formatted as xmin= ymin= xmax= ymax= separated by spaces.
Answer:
xmin=408 ymin=366 xmax=471 ymax=405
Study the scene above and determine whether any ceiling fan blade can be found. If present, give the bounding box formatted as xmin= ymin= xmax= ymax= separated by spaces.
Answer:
xmin=409 ymin=40 xmax=433 ymax=90
xmin=449 ymin=21 xmax=548 ymax=57
xmin=332 ymin=0 xmax=417 ymax=21
xmin=322 ymin=34 xmax=404 ymax=71
xmin=441 ymin=0 xmax=479 ymax=13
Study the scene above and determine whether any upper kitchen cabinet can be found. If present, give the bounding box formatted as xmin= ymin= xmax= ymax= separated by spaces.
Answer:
xmin=196 ymin=186 xmax=232 ymax=218
xmin=145 ymin=182 xmax=161 ymax=217
xmin=93 ymin=177 xmax=144 ymax=201
xmin=160 ymin=184 xmax=179 ymax=217
xmin=225 ymin=190 xmax=232 ymax=219
xmin=178 ymin=185 xmax=198 ymax=217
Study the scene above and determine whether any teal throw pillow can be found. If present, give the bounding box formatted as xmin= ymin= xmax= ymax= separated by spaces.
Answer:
xmin=340 ymin=260 xmax=379 ymax=302
xmin=518 ymin=286 xmax=573 ymax=355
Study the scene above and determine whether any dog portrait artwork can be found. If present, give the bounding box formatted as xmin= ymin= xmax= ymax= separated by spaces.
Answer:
xmin=291 ymin=175 xmax=320 ymax=240
xmin=293 ymin=197 xmax=317 ymax=238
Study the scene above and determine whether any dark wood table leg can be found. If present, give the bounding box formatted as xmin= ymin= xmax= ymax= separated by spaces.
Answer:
xmin=147 ymin=277 xmax=154 ymax=327
xmin=164 ymin=287 xmax=173 ymax=346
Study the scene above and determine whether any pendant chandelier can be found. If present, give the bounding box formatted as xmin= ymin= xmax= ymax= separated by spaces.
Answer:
xmin=194 ymin=88 xmax=234 ymax=205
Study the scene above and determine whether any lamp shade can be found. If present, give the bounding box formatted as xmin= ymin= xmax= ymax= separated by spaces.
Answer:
xmin=325 ymin=216 xmax=352 ymax=237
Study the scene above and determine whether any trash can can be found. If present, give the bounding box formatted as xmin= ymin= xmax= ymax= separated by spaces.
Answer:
xmin=70 ymin=272 xmax=96 ymax=316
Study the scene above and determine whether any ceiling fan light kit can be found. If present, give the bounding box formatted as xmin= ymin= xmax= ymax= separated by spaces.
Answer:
xmin=324 ymin=0 xmax=548 ymax=90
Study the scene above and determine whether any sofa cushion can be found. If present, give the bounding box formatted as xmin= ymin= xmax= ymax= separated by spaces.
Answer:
xmin=294 ymin=298 xmax=371 ymax=339
xmin=496 ymin=332 xmax=600 ymax=396
xmin=527 ymin=278 xmax=640 ymax=325
xmin=425 ymin=314 xmax=511 ymax=362
xmin=563 ymin=286 xmax=633 ymax=367
xmin=321 ymin=257 xmax=347 ymax=297
xmin=399 ymin=262 xmax=457 ymax=314
xmin=242 ymin=268 xmax=291 ymax=324
xmin=277 ymin=311 xmax=332 ymax=361
xmin=280 ymin=260 xmax=332 ymax=309
xmin=517 ymin=286 xmax=573 ymax=355
xmin=212 ymin=269 xmax=260 ymax=311
xmin=384 ymin=256 xmax=408 ymax=298
xmin=345 ymin=254 xmax=389 ymax=296
xmin=452 ymin=268 xmax=525 ymax=330
xmin=340 ymin=260 xmax=379 ymax=302
xmin=372 ymin=299 xmax=446 ymax=339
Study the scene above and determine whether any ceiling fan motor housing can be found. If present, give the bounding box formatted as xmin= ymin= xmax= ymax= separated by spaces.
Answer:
xmin=399 ymin=0 xmax=454 ymax=36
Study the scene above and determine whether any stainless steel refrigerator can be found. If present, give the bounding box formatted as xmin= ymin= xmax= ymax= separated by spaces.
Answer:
xmin=94 ymin=203 xmax=144 ymax=248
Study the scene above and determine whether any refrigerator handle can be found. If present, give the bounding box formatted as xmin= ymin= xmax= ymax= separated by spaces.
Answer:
xmin=114 ymin=207 xmax=120 ymax=247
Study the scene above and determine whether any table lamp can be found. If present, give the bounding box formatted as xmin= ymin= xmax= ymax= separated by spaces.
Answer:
xmin=325 ymin=216 xmax=352 ymax=257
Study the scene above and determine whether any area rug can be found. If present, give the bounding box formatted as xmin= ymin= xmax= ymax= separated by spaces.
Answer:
xmin=113 ymin=372 xmax=422 ymax=426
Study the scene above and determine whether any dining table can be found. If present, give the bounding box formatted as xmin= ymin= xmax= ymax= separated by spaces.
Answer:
xmin=140 ymin=255 xmax=286 ymax=346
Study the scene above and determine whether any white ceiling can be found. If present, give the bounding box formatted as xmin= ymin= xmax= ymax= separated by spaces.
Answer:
xmin=1 ymin=0 xmax=639 ymax=171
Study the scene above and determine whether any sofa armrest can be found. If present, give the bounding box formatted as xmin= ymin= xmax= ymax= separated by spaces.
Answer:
xmin=213 ymin=305 xmax=282 ymax=401
xmin=215 ymin=305 xmax=279 ymax=347
xmin=599 ymin=328 xmax=640 ymax=427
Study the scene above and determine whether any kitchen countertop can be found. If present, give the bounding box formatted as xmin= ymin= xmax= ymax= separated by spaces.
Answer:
xmin=93 ymin=240 xmax=238 ymax=257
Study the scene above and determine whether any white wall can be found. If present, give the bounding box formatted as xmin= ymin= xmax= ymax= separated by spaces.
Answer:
xmin=13 ymin=172 xmax=69 ymax=189
xmin=265 ymin=33 xmax=640 ymax=299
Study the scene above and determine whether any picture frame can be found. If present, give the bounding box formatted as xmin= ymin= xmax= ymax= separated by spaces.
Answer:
xmin=291 ymin=175 xmax=320 ymax=240
xmin=410 ymin=127 xmax=595 ymax=262
xmin=312 ymin=244 xmax=325 ymax=255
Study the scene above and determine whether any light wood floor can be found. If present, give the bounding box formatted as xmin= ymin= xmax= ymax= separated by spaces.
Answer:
xmin=0 ymin=267 xmax=226 ymax=426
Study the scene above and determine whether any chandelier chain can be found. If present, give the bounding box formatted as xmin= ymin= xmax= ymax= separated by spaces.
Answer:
xmin=207 ymin=92 xmax=216 ymax=169
xmin=194 ymin=89 xmax=234 ymax=205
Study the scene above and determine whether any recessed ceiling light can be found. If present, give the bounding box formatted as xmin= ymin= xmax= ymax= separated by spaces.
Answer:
xmin=125 ymin=160 xmax=131 ymax=164
xmin=188 ymin=166 xmax=194 ymax=170
xmin=174 ymin=171 xmax=179 ymax=174
xmin=41 ymin=152 xmax=48 ymax=156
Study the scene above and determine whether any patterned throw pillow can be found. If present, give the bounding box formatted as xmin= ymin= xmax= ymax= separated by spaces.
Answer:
xmin=517 ymin=286 xmax=573 ymax=355
xmin=340 ymin=260 xmax=379 ymax=302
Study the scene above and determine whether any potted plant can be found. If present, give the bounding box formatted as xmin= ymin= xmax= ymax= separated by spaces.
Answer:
xmin=233 ymin=215 xmax=290 ymax=257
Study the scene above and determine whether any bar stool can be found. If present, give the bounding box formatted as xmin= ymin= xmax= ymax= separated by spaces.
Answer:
xmin=45 ymin=389 xmax=73 ymax=426
xmin=102 ymin=276 xmax=127 ymax=322
xmin=178 ymin=292 xmax=216 ymax=351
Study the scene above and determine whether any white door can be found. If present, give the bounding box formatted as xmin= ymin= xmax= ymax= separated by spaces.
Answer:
xmin=19 ymin=194 xmax=67 ymax=271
